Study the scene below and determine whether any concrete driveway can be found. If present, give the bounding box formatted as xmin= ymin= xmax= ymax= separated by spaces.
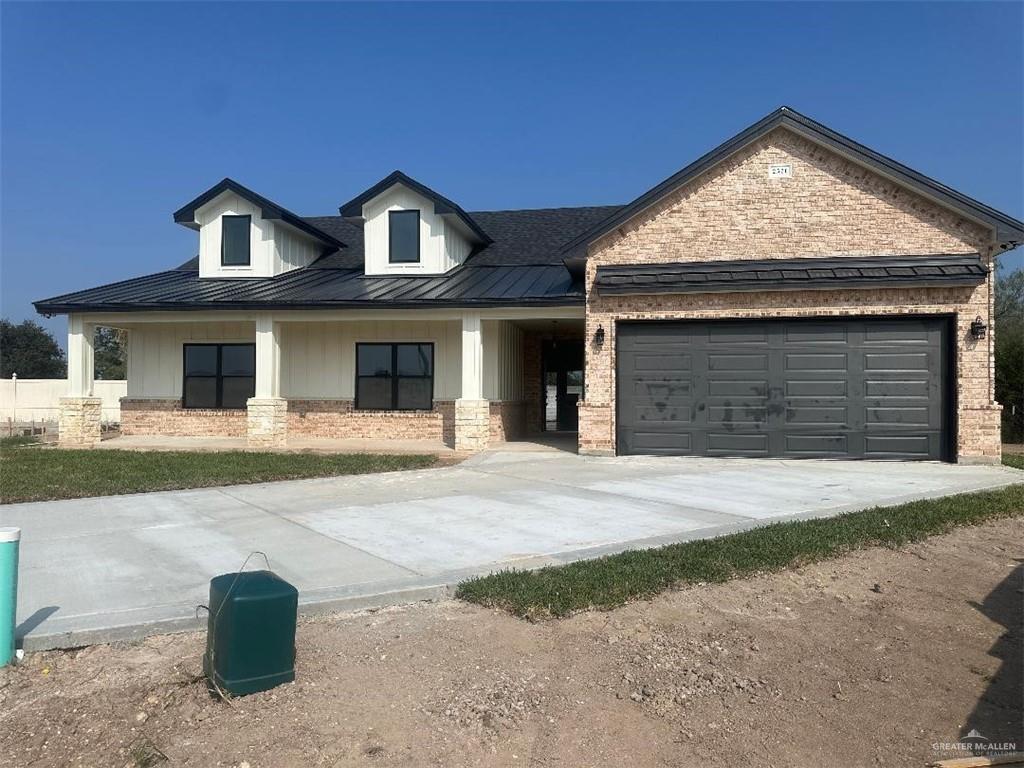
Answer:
xmin=2 ymin=451 xmax=1020 ymax=650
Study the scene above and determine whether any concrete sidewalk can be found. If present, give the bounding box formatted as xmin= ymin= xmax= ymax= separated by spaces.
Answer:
xmin=2 ymin=452 xmax=1020 ymax=650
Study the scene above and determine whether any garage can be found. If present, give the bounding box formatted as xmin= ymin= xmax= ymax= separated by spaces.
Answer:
xmin=616 ymin=317 xmax=953 ymax=460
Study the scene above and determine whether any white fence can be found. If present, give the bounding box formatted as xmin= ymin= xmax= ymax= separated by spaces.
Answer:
xmin=0 ymin=378 xmax=127 ymax=425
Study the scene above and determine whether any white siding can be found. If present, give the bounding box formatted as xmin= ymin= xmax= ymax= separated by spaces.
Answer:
xmin=194 ymin=192 xmax=322 ymax=279
xmin=280 ymin=320 xmax=462 ymax=399
xmin=125 ymin=322 xmax=255 ymax=398
xmin=362 ymin=185 xmax=473 ymax=276
xmin=482 ymin=320 xmax=524 ymax=401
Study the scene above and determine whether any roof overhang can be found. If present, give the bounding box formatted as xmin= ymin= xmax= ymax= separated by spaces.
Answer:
xmin=593 ymin=254 xmax=988 ymax=296
xmin=562 ymin=107 xmax=1024 ymax=254
xmin=338 ymin=170 xmax=492 ymax=245
xmin=173 ymin=178 xmax=346 ymax=251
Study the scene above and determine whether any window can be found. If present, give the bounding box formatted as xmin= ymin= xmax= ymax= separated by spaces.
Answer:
xmin=388 ymin=210 xmax=420 ymax=264
xmin=183 ymin=344 xmax=255 ymax=409
xmin=221 ymin=215 xmax=251 ymax=266
xmin=356 ymin=343 xmax=433 ymax=410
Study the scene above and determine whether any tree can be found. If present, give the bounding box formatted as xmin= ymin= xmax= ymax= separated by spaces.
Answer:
xmin=0 ymin=319 xmax=67 ymax=378
xmin=94 ymin=326 xmax=127 ymax=380
xmin=995 ymin=267 xmax=1024 ymax=443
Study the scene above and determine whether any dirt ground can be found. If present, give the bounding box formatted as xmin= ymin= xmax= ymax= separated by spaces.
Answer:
xmin=3 ymin=518 xmax=1022 ymax=768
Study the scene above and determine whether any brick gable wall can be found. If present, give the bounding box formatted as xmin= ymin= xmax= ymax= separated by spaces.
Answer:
xmin=581 ymin=127 xmax=1000 ymax=461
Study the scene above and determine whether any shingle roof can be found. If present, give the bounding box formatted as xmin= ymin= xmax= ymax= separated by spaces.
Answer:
xmin=593 ymin=254 xmax=988 ymax=295
xmin=35 ymin=206 xmax=621 ymax=313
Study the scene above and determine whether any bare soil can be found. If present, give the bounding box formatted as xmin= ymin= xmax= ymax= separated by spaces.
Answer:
xmin=3 ymin=518 xmax=1021 ymax=768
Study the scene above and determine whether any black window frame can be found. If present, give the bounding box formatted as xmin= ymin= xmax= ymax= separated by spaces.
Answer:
xmin=182 ymin=343 xmax=256 ymax=410
xmin=388 ymin=209 xmax=420 ymax=264
xmin=220 ymin=214 xmax=252 ymax=266
xmin=355 ymin=342 xmax=434 ymax=411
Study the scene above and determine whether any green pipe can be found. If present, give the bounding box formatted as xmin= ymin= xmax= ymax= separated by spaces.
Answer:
xmin=0 ymin=527 xmax=20 ymax=666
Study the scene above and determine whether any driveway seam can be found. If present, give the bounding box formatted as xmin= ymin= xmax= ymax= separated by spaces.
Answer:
xmin=212 ymin=487 xmax=425 ymax=577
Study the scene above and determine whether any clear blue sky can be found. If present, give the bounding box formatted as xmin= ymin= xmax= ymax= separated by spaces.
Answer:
xmin=2 ymin=1 xmax=1022 ymax=346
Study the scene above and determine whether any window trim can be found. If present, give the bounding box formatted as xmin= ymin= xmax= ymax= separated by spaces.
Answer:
xmin=182 ymin=343 xmax=256 ymax=410
xmin=388 ymin=209 xmax=420 ymax=264
xmin=355 ymin=342 xmax=434 ymax=411
xmin=220 ymin=214 xmax=252 ymax=267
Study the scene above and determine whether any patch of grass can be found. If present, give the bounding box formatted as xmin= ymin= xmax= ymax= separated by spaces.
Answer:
xmin=0 ymin=434 xmax=40 ymax=448
xmin=1002 ymin=453 xmax=1024 ymax=470
xmin=456 ymin=482 xmax=1024 ymax=619
xmin=0 ymin=448 xmax=437 ymax=504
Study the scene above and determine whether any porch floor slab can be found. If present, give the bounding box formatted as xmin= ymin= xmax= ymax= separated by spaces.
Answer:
xmin=2 ymin=452 xmax=1020 ymax=650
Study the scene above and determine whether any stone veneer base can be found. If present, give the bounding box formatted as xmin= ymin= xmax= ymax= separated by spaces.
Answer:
xmin=58 ymin=397 xmax=103 ymax=448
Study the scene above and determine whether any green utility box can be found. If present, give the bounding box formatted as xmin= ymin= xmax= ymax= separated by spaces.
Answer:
xmin=203 ymin=570 xmax=297 ymax=696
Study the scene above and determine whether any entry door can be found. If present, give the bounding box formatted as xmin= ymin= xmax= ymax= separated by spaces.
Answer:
xmin=543 ymin=340 xmax=584 ymax=431
xmin=616 ymin=317 xmax=952 ymax=460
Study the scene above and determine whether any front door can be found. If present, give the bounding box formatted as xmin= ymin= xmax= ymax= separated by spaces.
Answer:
xmin=543 ymin=340 xmax=584 ymax=431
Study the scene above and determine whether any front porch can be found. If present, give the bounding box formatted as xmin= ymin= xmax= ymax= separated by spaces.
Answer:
xmin=58 ymin=309 xmax=585 ymax=451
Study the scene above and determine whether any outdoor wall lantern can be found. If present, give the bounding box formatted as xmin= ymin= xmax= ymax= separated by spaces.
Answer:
xmin=593 ymin=324 xmax=605 ymax=347
xmin=970 ymin=315 xmax=987 ymax=340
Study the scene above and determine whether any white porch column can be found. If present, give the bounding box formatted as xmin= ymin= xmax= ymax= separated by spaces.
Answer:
xmin=455 ymin=312 xmax=489 ymax=451
xmin=247 ymin=314 xmax=287 ymax=448
xmin=59 ymin=315 xmax=102 ymax=447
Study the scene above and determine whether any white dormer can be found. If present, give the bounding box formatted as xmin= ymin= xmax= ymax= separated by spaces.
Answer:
xmin=174 ymin=178 xmax=345 ymax=279
xmin=339 ymin=171 xmax=491 ymax=277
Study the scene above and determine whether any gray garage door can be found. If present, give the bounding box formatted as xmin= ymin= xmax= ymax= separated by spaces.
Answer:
xmin=616 ymin=317 xmax=952 ymax=460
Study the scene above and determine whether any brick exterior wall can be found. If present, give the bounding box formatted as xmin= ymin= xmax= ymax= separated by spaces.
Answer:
xmin=489 ymin=400 xmax=527 ymax=443
xmin=523 ymin=334 xmax=544 ymax=434
xmin=288 ymin=399 xmax=456 ymax=445
xmin=120 ymin=399 xmax=247 ymax=437
xmin=580 ymin=126 xmax=1000 ymax=462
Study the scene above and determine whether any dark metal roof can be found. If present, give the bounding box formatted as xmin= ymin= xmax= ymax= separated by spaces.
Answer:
xmin=563 ymin=106 xmax=1024 ymax=254
xmin=593 ymin=254 xmax=988 ymax=295
xmin=338 ymin=171 xmax=493 ymax=245
xmin=34 ymin=263 xmax=581 ymax=314
xmin=173 ymin=178 xmax=347 ymax=251
xmin=37 ymin=205 xmax=621 ymax=314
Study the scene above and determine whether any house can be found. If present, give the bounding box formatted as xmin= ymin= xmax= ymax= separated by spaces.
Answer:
xmin=35 ymin=107 xmax=1023 ymax=462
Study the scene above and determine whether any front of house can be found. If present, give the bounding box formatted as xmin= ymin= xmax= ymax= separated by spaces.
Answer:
xmin=36 ymin=108 xmax=1023 ymax=462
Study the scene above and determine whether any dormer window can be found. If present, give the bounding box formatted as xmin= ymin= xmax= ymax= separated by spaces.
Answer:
xmin=388 ymin=210 xmax=420 ymax=263
xmin=221 ymin=215 xmax=251 ymax=266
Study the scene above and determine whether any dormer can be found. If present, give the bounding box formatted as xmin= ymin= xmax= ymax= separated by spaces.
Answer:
xmin=339 ymin=171 xmax=491 ymax=276
xmin=174 ymin=178 xmax=345 ymax=279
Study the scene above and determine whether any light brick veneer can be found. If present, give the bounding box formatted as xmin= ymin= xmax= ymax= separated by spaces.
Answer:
xmin=58 ymin=397 xmax=103 ymax=447
xmin=489 ymin=401 xmax=527 ymax=443
xmin=288 ymin=399 xmax=455 ymax=445
xmin=120 ymin=399 xmax=247 ymax=437
xmin=580 ymin=126 xmax=1001 ymax=462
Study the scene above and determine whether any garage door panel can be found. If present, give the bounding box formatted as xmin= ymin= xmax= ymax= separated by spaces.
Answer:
xmin=708 ymin=354 xmax=768 ymax=371
xmin=707 ymin=405 xmax=768 ymax=425
xmin=708 ymin=379 xmax=769 ymax=397
xmin=785 ymin=353 xmax=848 ymax=371
xmin=617 ymin=317 xmax=950 ymax=461
xmin=786 ymin=406 xmax=848 ymax=425
xmin=786 ymin=380 xmax=848 ymax=397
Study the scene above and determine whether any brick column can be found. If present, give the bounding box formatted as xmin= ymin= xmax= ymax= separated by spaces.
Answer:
xmin=247 ymin=397 xmax=288 ymax=449
xmin=455 ymin=399 xmax=489 ymax=451
xmin=58 ymin=397 xmax=103 ymax=447
xmin=456 ymin=312 xmax=489 ymax=451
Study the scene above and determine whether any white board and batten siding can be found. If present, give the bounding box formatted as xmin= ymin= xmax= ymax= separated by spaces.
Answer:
xmin=361 ymin=184 xmax=473 ymax=276
xmin=125 ymin=321 xmax=255 ymax=398
xmin=194 ymin=192 xmax=321 ymax=279
xmin=123 ymin=319 xmax=525 ymax=403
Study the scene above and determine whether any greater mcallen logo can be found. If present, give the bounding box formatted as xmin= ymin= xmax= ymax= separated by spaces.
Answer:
xmin=932 ymin=729 xmax=1018 ymax=757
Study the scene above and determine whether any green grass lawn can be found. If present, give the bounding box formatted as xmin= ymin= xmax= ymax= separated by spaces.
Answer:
xmin=0 ymin=443 xmax=438 ymax=504
xmin=1002 ymin=452 xmax=1024 ymax=470
xmin=457 ymin=476 xmax=1024 ymax=620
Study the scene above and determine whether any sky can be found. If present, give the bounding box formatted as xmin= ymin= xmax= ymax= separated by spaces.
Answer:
xmin=2 ymin=1 xmax=1022 ymax=347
